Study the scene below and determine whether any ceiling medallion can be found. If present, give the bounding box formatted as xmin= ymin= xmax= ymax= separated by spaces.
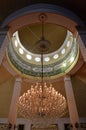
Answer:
xmin=35 ymin=13 xmax=51 ymax=54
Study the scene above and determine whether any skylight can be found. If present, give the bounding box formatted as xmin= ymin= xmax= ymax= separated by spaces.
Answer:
xmin=61 ymin=48 xmax=65 ymax=54
xmin=19 ymin=48 xmax=24 ymax=54
xmin=44 ymin=57 xmax=50 ymax=62
xmin=35 ymin=57 xmax=41 ymax=62
xmin=26 ymin=54 xmax=32 ymax=60
xmin=53 ymin=54 xmax=59 ymax=59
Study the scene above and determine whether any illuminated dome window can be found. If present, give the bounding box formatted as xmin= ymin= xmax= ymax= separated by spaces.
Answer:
xmin=70 ymin=57 xmax=74 ymax=63
xmin=14 ymin=40 xmax=18 ymax=47
xmin=35 ymin=57 xmax=41 ymax=62
xmin=61 ymin=48 xmax=65 ymax=55
xmin=44 ymin=57 xmax=50 ymax=62
xmin=67 ymin=41 xmax=70 ymax=47
xmin=53 ymin=54 xmax=59 ymax=59
xmin=19 ymin=48 xmax=24 ymax=54
xmin=26 ymin=54 xmax=32 ymax=60
xmin=63 ymin=63 xmax=67 ymax=67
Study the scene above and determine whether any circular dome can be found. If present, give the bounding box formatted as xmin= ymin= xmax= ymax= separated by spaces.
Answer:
xmin=18 ymin=23 xmax=67 ymax=54
xmin=7 ymin=21 xmax=79 ymax=81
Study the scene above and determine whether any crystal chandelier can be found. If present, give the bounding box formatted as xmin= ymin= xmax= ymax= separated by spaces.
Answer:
xmin=18 ymin=14 xmax=67 ymax=120
xmin=18 ymin=82 xmax=67 ymax=119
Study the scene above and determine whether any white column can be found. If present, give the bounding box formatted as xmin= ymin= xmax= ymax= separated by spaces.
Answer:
xmin=0 ymin=28 xmax=10 ymax=65
xmin=57 ymin=119 xmax=64 ymax=130
xmin=8 ymin=77 xmax=22 ymax=130
xmin=25 ymin=121 xmax=31 ymax=130
xmin=64 ymin=75 xmax=80 ymax=130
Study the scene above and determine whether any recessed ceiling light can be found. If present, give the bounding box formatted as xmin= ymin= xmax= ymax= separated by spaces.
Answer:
xmin=44 ymin=57 xmax=50 ymax=62
xmin=14 ymin=40 xmax=18 ymax=47
xmin=26 ymin=54 xmax=32 ymax=60
xmin=61 ymin=48 xmax=65 ymax=54
xmin=67 ymin=41 xmax=70 ymax=47
xmin=19 ymin=48 xmax=24 ymax=54
xmin=53 ymin=54 xmax=59 ymax=59
xmin=35 ymin=57 xmax=41 ymax=62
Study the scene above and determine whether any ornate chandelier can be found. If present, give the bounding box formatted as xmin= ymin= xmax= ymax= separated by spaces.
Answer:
xmin=18 ymin=14 xmax=67 ymax=120
xmin=18 ymin=82 xmax=67 ymax=119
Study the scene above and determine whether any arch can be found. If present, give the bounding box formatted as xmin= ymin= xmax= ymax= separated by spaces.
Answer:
xmin=1 ymin=3 xmax=84 ymax=79
xmin=2 ymin=4 xmax=84 ymax=34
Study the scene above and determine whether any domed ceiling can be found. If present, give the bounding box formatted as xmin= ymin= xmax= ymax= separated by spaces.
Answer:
xmin=18 ymin=23 xmax=67 ymax=54
xmin=7 ymin=21 xmax=79 ymax=80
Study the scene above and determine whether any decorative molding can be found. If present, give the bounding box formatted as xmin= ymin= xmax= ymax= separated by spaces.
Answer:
xmin=77 ymin=34 xmax=86 ymax=62
xmin=2 ymin=4 xmax=84 ymax=28
xmin=7 ymin=39 xmax=79 ymax=80
xmin=0 ymin=118 xmax=86 ymax=130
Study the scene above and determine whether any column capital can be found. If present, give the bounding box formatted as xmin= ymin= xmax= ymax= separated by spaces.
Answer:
xmin=64 ymin=75 xmax=71 ymax=81
xmin=15 ymin=77 xmax=22 ymax=82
